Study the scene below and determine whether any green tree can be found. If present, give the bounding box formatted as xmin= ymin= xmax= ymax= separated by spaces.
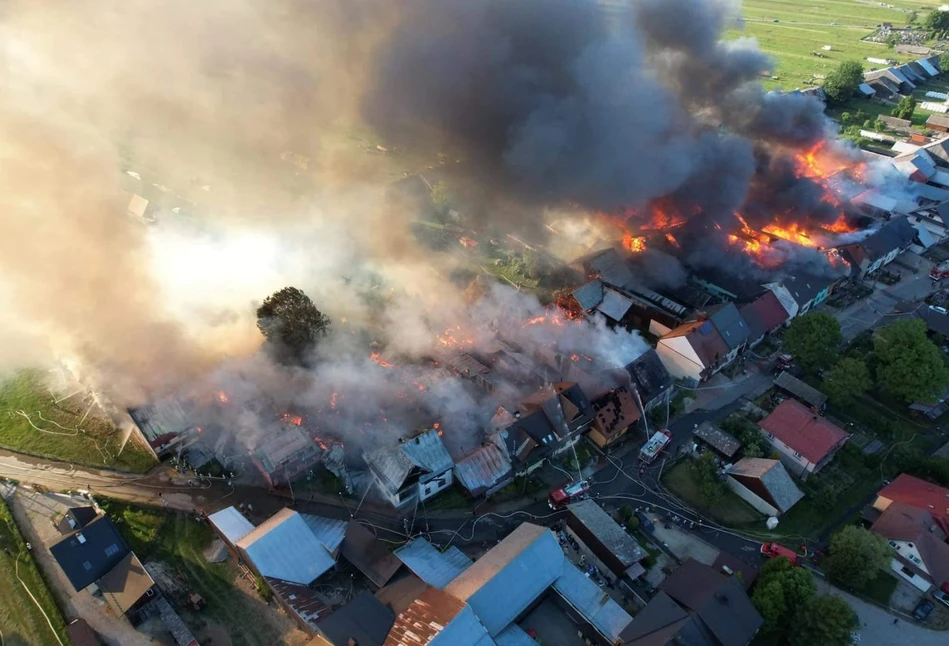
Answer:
xmin=822 ymin=60 xmax=864 ymax=105
xmin=784 ymin=312 xmax=843 ymax=372
xmin=941 ymin=54 xmax=949 ymax=75
xmin=908 ymin=10 xmax=918 ymax=24
xmin=256 ymin=287 xmax=331 ymax=364
xmin=790 ymin=595 xmax=858 ymax=646
xmin=431 ymin=181 xmax=454 ymax=215
xmin=873 ymin=319 xmax=949 ymax=403
xmin=752 ymin=558 xmax=817 ymax=635
xmin=885 ymin=33 xmax=899 ymax=49
xmin=826 ymin=526 xmax=890 ymax=588
xmin=822 ymin=358 xmax=872 ymax=405
xmin=891 ymin=95 xmax=917 ymax=120
xmin=925 ymin=9 xmax=949 ymax=39
xmin=690 ymin=451 xmax=725 ymax=505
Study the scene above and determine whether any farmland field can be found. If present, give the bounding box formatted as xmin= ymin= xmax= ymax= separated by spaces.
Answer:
xmin=728 ymin=0 xmax=946 ymax=91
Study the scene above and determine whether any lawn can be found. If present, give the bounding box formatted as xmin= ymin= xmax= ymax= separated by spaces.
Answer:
xmin=663 ymin=461 xmax=763 ymax=526
xmin=861 ymin=570 xmax=900 ymax=605
xmin=0 ymin=497 xmax=69 ymax=646
xmin=101 ymin=499 xmax=286 ymax=646
xmin=727 ymin=0 xmax=944 ymax=92
xmin=0 ymin=371 xmax=157 ymax=473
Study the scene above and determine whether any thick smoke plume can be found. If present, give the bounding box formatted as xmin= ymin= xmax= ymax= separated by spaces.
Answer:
xmin=0 ymin=0 xmax=880 ymax=461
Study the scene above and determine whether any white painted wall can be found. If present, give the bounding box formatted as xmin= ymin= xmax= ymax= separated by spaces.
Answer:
xmin=889 ymin=557 xmax=932 ymax=592
xmin=726 ymin=477 xmax=779 ymax=516
xmin=419 ymin=469 xmax=453 ymax=502
xmin=656 ymin=336 xmax=704 ymax=381
xmin=760 ymin=431 xmax=816 ymax=474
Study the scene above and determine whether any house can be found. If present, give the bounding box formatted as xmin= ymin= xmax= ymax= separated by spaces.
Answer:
xmin=588 ymin=388 xmax=641 ymax=449
xmin=918 ymin=56 xmax=941 ymax=77
xmin=837 ymin=216 xmax=919 ymax=279
xmin=56 ymin=506 xmax=99 ymax=535
xmin=726 ymin=458 xmax=804 ymax=517
xmin=394 ymin=538 xmax=472 ymax=589
xmin=693 ymin=422 xmax=742 ymax=461
xmin=656 ymin=319 xmax=730 ymax=383
xmin=208 ymin=506 xmax=254 ymax=558
xmin=309 ymin=591 xmax=396 ymax=646
xmin=566 ymin=500 xmax=646 ymax=580
xmin=914 ymin=305 xmax=949 ymax=338
xmin=128 ymin=397 xmax=195 ymax=458
xmin=384 ymin=586 xmax=492 ymax=646
xmin=765 ymin=271 xmax=836 ymax=317
xmin=624 ymin=348 xmax=674 ymax=411
xmin=454 ymin=443 xmax=514 ymax=498
xmin=50 ymin=514 xmax=132 ymax=592
xmin=773 ymin=371 xmax=828 ymax=410
xmin=929 ymin=114 xmax=949 ymax=133
xmin=49 ymin=512 xmax=157 ymax=621
xmin=236 ymin=508 xmax=343 ymax=586
xmin=909 ymin=386 xmax=949 ymax=420
xmin=571 ymin=247 xmax=635 ymax=291
xmin=703 ymin=303 xmax=751 ymax=366
xmin=738 ymin=291 xmax=791 ymax=347
xmin=622 ymin=559 xmax=762 ymax=645
xmin=711 ymin=552 xmax=758 ymax=590
xmin=364 ymin=428 xmax=455 ymax=508
xmin=864 ymin=67 xmax=915 ymax=95
xmin=492 ymin=382 xmax=594 ymax=475
xmin=340 ymin=521 xmax=402 ymax=590
xmin=758 ymin=399 xmax=848 ymax=478
xmin=763 ymin=282 xmax=800 ymax=320
xmin=251 ymin=425 xmax=323 ymax=489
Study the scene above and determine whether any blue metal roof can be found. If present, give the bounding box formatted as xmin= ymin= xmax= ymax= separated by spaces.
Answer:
xmin=443 ymin=524 xmax=563 ymax=636
xmin=395 ymin=538 xmax=471 ymax=589
xmin=553 ymin=561 xmax=633 ymax=642
xmin=236 ymin=509 xmax=335 ymax=585
xmin=494 ymin=625 xmax=537 ymax=646
xmin=300 ymin=514 xmax=347 ymax=553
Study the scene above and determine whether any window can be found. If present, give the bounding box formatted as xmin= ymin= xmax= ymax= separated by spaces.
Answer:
xmin=82 ymin=561 xmax=92 ymax=571
xmin=766 ymin=433 xmax=774 ymax=440
xmin=104 ymin=544 xmax=120 ymax=557
xmin=902 ymin=566 xmax=916 ymax=578
xmin=793 ymin=451 xmax=803 ymax=460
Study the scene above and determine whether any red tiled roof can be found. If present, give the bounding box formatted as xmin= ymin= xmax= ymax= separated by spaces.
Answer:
xmin=739 ymin=291 xmax=790 ymax=341
xmin=758 ymin=400 xmax=848 ymax=464
xmin=879 ymin=474 xmax=949 ymax=521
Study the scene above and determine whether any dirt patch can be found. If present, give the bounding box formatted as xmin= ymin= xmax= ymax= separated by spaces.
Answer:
xmin=195 ymin=619 xmax=233 ymax=646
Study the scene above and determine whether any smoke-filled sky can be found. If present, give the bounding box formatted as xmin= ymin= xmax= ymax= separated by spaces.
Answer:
xmin=0 ymin=0 xmax=905 ymax=453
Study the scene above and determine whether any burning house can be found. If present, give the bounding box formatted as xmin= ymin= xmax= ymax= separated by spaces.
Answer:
xmin=251 ymin=425 xmax=323 ymax=490
xmin=656 ymin=319 xmax=730 ymax=384
xmin=588 ymin=388 xmax=641 ymax=449
xmin=128 ymin=397 xmax=195 ymax=458
xmin=364 ymin=428 xmax=454 ymax=508
xmin=624 ymin=349 xmax=674 ymax=411
xmin=836 ymin=215 xmax=919 ymax=280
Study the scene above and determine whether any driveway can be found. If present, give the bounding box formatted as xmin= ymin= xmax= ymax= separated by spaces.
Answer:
xmin=816 ymin=579 xmax=947 ymax=646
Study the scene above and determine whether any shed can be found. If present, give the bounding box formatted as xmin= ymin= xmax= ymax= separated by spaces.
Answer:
xmin=236 ymin=508 xmax=337 ymax=586
xmin=726 ymin=458 xmax=804 ymax=516
xmin=693 ymin=422 xmax=742 ymax=460
xmin=773 ymin=370 xmax=827 ymax=409
xmin=454 ymin=444 xmax=514 ymax=498
xmin=208 ymin=506 xmax=254 ymax=548
xmin=340 ymin=521 xmax=402 ymax=589
xmin=566 ymin=499 xmax=645 ymax=578
xmin=929 ymin=114 xmax=949 ymax=133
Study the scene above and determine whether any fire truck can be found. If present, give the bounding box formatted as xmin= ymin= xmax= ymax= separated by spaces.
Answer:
xmin=548 ymin=479 xmax=591 ymax=510
xmin=931 ymin=261 xmax=949 ymax=282
xmin=760 ymin=542 xmax=800 ymax=565
xmin=639 ymin=429 xmax=673 ymax=465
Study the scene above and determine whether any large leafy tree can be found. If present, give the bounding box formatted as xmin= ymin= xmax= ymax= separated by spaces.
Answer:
xmin=689 ymin=451 xmax=726 ymax=505
xmin=891 ymin=95 xmax=916 ymax=120
xmin=752 ymin=557 xmax=817 ymax=634
xmin=256 ymin=287 xmax=330 ymax=363
xmin=822 ymin=60 xmax=863 ymax=105
xmin=822 ymin=358 xmax=872 ymax=405
xmin=790 ymin=595 xmax=858 ymax=646
xmin=872 ymin=319 xmax=949 ymax=403
xmin=925 ymin=9 xmax=949 ymax=39
xmin=784 ymin=312 xmax=842 ymax=372
xmin=826 ymin=526 xmax=890 ymax=588
xmin=941 ymin=54 xmax=949 ymax=75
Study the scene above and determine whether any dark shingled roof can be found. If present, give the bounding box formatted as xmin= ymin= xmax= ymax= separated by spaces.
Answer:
xmin=56 ymin=506 xmax=99 ymax=535
xmin=774 ymin=371 xmax=828 ymax=409
xmin=693 ymin=422 xmax=742 ymax=459
xmin=49 ymin=515 xmax=130 ymax=592
xmin=341 ymin=521 xmax=402 ymax=589
xmin=625 ymin=349 xmax=673 ymax=405
xmin=572 ymin=280 xmax=604 ymax=311
xmin=315 ymin=591 xmax=395 ymax=646
xmin=566 ymin=500 xmax=644 ymax=568
xmin=705 ymin=303 xmax=751 ymax=351
xmin=739 ymin=291 xmax=789 ymax=341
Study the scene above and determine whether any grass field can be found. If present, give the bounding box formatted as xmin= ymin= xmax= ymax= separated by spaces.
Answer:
xmin=728 ymin=0 xmax=945 ymax=92
xmin=0 ymin=498 xmax=68 ymax=646
xmin=100 ymin=499 xmax=287 ymax=646
xmin=0 ymin=371 xmax=157 ymax=474
xmin=663 ymin=461 xmax=763 ymax=526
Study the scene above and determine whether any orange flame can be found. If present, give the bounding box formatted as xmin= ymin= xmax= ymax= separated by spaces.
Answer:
xmin=282 ymin=413 xmax=303 ymax=426
xmin=622 ymin=233 xmax=646 ymax=253
xmin=330 ymin=392 xmax=338 ymax=409
xmin=823 ymin=215 xmax=857 ymax=233
xmin=370 ymin=352 xmax=395 ymax=368
xmin=761 ymin=223 xmax=819 ymax=248
xmin=665 ymin=233 xmax=680 ymax=248
xmin=217 ymin=391 xmax=229 ymax=403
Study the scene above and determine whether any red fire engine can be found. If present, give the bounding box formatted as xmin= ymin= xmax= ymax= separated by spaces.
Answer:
xmin=931 ymin=261 xmax=949 ymax=282
xmin=760 ymin=542 xmax=800 ymax=565
xmin=548 ymin=479 xmax=591 ymax=510
xmin=639 ymin=429 xmax=673 ymax=465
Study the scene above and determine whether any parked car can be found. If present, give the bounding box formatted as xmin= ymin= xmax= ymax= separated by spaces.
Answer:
xmin=933 ymin=588 xmax=949 ymax=609
xmin=913 ymin=599 xmax=935 ymax=621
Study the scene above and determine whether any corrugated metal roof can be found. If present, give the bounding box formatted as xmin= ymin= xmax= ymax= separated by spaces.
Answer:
xmin=858 ymin=82 xmax=875 ymax=96
xmin=402 ymin=430 xmax=453 ymax=477
xmin=919 ymin=58 xmax=940 ymax=76
xmin=385 ymin=587 xmax=492 ymax=646
xmin=572 ymin=280 xmax=604 ymax=311
xmin=566 ymin=500 xmax=644 ymax=567
xmin=300 ymin=514 xmax=347 ymax=553
xmin=443 ymin=524 xmax=563 ymax=636
xmin=454 ymin=445 xmax=513 ymax=496
xmin=208 ymin=507 xmax=254 ymax=545
xmin=596 ymin=288 xmax=633 ymax=322
xmin=727 ymin=458 xmax=804 ymax=513
xmin=553 ymin=561 xmax=633 ymax=642
xmin=493 ymin=624 xmax=538 ymax=646
xmin=395 ymin=538 xmax=470 ymax=589
xmin=236 ymin=509 xmax=335 ymax=585
xmin=364 ymin=446 xmax=414 ymax=494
